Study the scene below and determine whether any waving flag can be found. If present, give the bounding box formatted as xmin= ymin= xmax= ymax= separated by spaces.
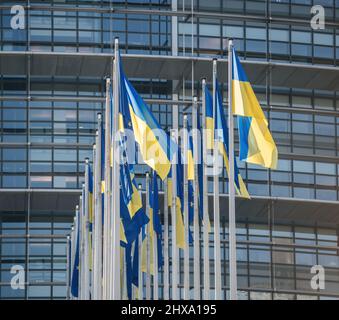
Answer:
xmin=214 ymin=81 xmax=250 ymax=199
xmin=232 ymin=48 xmax=278 ymax=169
xmin=123 ymin=76 xmax=176 ymax=180
xmin=149 ymin=171 xmax=163 ymax=274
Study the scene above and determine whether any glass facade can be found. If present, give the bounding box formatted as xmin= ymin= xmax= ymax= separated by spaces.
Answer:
xmin=0 ymin=0 xmax=338 ymax=299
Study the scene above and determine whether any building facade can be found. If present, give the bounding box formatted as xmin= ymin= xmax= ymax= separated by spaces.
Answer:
xmin=0 ymin=0 xmax=339 ymax=299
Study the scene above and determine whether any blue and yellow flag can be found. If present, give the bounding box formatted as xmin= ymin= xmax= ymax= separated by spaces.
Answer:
xmin=123 ymin=75 xmax=176 ymax=180
xmin=197 ymin=114 xmax=214 ymax=231
xmin=71 ymin=216 xmax=80 ymax=298
xmin=149 ymin=171 xmax=163 ymax=274
xmin=114 ymin=53 xmax=149 ymax=246
xmin=214 ymin=80 xmax=250 ymax=199
xmin=232 ymin=48 xmax=278 ymax=169
xmin=87 ymin=164 xmax=94 ymax=270
xmin=176 ymin=152 xmax=193 ymax=246
xmin=204 ymin=85 xmax=214 ymax=150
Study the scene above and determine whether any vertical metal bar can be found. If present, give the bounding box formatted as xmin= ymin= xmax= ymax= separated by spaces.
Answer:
xmin=171 ymin=132 xmax=179 ymax=300
xmin=228 ymin=39 xmax=238 ymax=301
xmin=163 ymin=178 xmax=169 ymax=300
xmin=112 ymin=37 xmax=121 ymax=300
xmin=183 ymin=115 xmax=190 ymax=300
xmin=138 ymin=184 xmax=144 ymax=301
xmin=192 ymin=96 xmax=200 ymax=300
xmin=145 ymin=172 xmax=151 ymax=300
xmin=202 ymin=78 xmax=210 ymax=300
xmin=84 ymin=159 xmax=90 ymax=300
xmin=103 ymin=78 xmax=111 ymax=300
xmin=213 ymin=59 xmax=222 ymax=300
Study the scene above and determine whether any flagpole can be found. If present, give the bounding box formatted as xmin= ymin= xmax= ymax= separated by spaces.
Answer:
xmin=91 ymin=143 xmax=96 ymax=300
xmin=138 ymin=184 xmax=144 ymax=300
xmin=145 ymin=172 xmax=151 ymax=300
xmin=192 ymin=96 xmax=200 ymax=300
xmin=212 ymin=59 xmax=222 ymax=300
xmin=84 ymin=158 xmax=90 ymax=300
xmin=201 ymin=78 xmax=210 ymax=300
xmin=66 ymin=235 xmax=71 ymax=300
xmin=94 ymin=114 xmax=103 ymax=300
xmin=163 ymin=177 xmax=169 ymax=300
xmin=103 ymin=77 xmax=111 ymax=300
xmin=80 ymin=184 xmax=86 ymax=300
xmin=183 ymin=115 xmax=190 ymax=300
xmin=112 ymin=37 xmax=121 ymax=300
xmin=152 ymin=177 xmax=159 ymax=300
xmin=69 ymin=224 xmax=75 ymax=299
xmin=171 ymin=132 xmax=179 ymax=300
xmin=79 ymin=192 xmax=83 ymax=299
xmin=228 ymin=39 xmax=237 ymax=300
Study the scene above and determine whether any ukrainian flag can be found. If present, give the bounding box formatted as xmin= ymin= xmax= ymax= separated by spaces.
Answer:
xmin=149 ymin=171 xmax=163 ymax=275
xmin=115 ymin=53 xmax=149 ymax=246
xmin=214 ymin=80 xmax=250 ymax=199
xmin=123 ymin=74 xmax=176 ymax=180
xmin=204 ymin=85 xmax=214 ymax=150
xmin=176 ymin=152 xmax=193 ymax=246
xmin=87 ymin=165 xmax=94 ymax=270
xmin=197 ymin=113 xmax=211 ymax=230
xmin=71 ymin=217 xmax=80 ymax=298
xmin=119 ymin=152 xmax=149 ymax=245
xmin=187 ymin=121 xmax=196 ymax=226
xmin=232 ymin=48 xmax=278 ymax=169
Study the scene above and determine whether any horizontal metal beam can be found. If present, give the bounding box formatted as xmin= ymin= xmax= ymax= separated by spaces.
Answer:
xmin=1 ymin=52 xmax=338 ymax=91
xmin=0 ymin=5 xmax=337 ymax=27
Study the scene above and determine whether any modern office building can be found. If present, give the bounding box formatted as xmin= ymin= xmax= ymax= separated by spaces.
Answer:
xmin=0 ymin=0 xmax=339 ymax=300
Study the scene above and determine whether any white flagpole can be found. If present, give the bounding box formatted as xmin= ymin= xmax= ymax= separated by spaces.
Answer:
xmin=84 ymin=158 xmax=90 ymax=300
xmin=171 ymin=132 xmax=179 ymax=300
xmin=212 ymin=59 xmax=222 ymax=300
xmin=201 ymin=78 xmax=210 ymax=300
xmin=103 ymin=78 xmax=111 ymax=300
xmin=66 ymin=235 xmax=71 ymax=300
xmin=183 ymin=115 xmax=190 ymax=300
xmin=80 ymin=185 xmax=85 ymax=300
xmin=153 ymin=182 xmax=159 ymax=300
xmin=145 ymin=172 xmax=151 ymax=300
xmin=112 ymin=37 xmax=121 ymax=300
xmin=192 ymin=96 xmax=200 ymax=300
xmin=91 ymin=143 xmax=96 ymax=300
xmin=138 ymin=184 xmax=144 ymax=300
xmin=78 ymin=193 xmax=83 ymax=299
xmin=163 ymin=177 xmax=169 ymax=300
xmin=228 ymin=39 xmax=238 ymax=300
xmin=94 ymin=114 xmax=103 ymax=300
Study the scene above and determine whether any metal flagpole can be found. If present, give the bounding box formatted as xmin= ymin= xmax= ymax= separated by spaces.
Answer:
xmin=163 ymin=177 xmax=169 ymax=300
xmin=79 ymin=193 xmax=83 ymax=299
xmin=145 ymin=172 xmax=151 ymax=300
xmin=212 ymin=59 xmax=222 ymax=300
xmin=94 ymin=115 xmax=103 ymax=300
xmin=201 ymin=78 xmax=210 ymax=300
xmin=91 ymin=143 xmax=96 ymax=300
xmin=153 ymin=178 xmax=159 ymax=300
xmin=171 ymin=132 xmax=179 ymax=300
xmin=66 ymin=235 xmax=71 ymax=300
xmin=69 ymin=224 xmax=75 ymax=299
xmin=84 ymin=158 xmax=90 ymax=300
xmin=183 ymin=115 xmax=190 ymax=300
xmin=112 ymin=37 xmax=121 ymax=300
xmin=192 ymin=96 xmax=200 ymax=300
xmin=138 ymin=184 xmax=144 ymax=300
xmin=103 ymin=78 xmax=111 ymax=300
xmin=228 ymin=39 xmax=237 ymax=300
xmin=80 ymin=185 xmax=86 ymax=300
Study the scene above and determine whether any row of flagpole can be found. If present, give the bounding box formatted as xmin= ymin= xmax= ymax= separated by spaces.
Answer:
xmin=67 ymin=38 xmax=277 ymax=300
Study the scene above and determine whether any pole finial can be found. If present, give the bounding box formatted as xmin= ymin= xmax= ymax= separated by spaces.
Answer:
xmin=85 ymin=157 xmax=89 ymax=164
